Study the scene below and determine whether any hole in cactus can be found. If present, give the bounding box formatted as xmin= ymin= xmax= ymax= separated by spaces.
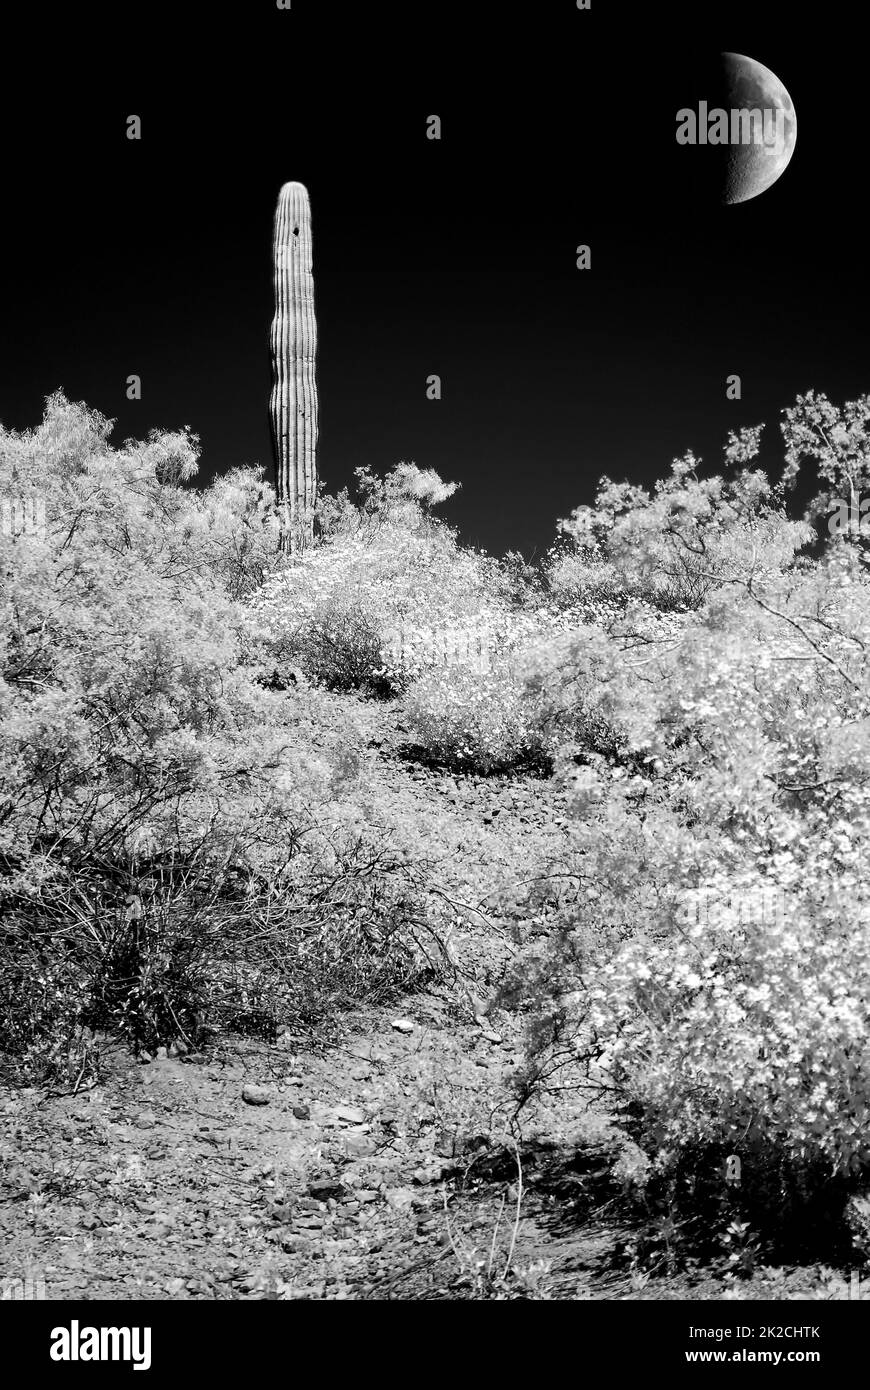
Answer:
xmin=293 ymin=226 xmax=299 ymax=235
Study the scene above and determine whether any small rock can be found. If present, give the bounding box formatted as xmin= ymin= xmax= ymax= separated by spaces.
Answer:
xmin=134 ymin=1111 xmax=156 ymax=1129
xmin=308 ymin=1179 xmax=351 ymax=1203
xmin=413 ymin=1162 xmax=451 ymax=1185
xmin=384 ymin=1187 xmax=417 ymax=1210
xmin=280 ymin=1234 xmax=311 ymax=1254
xmin=322 ymin=1239 xmax=357 ymax=1256
xmin=292 ymin=1104 xmax=311 ymax=1121
xmin=343 ymin=1134 xmax=377 ymax=1160
xmin=479 ymin=1028 xmax=503 ymax=1044
xmin=390 ymin=1019 xmax=415 ymax=1034
xmin=242 ymin=1084 xmax=271 ymax=1106
xmin=356 ymin=1190 xmax=379 ymax=1204
xmin=433 ymin=1129 xmax=458 ymax=1158
xmin=334 ymin=1105 xmax=366 ymax=1125
xmin=6 ymin=1165 xmax=38 ymax=1195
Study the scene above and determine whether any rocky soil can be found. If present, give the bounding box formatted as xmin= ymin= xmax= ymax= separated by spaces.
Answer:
xmin=0 ymin=699 xmax=860 ymax=1300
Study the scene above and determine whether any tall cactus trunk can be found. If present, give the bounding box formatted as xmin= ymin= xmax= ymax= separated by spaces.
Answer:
xmin=269 ymin=182 xmax=318 ymax=552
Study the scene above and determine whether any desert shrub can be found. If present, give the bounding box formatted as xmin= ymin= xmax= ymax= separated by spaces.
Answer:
xmin=780 ymin=389 xmax=870 ymax=543
xmin=247 ymin=462 xmax=511 ymax=693
xmin=402 ymin=598 xmax=681 ymax=778
xmin=555 ymin=441 xmax=810 ymax=614
xmin=185 ymin=465 xmax=283 ymax=599
xmin=0 ymin=831 xmax=447 ymax=1082
xmin=278 ymin=598 xmax=396 ymax=696
xmin=0 ymin=670 xmax=455 ymax=1082
xmin=0 ymin=398 xmax=454 ymax=1081
xmin=498 ymin=549 xmax=547 ymax=610
xmin=0 ymin=394 xmax=251 ymax=867
xmin=0 ymin=902 xmax=95 ymax=1083
xmin=584 ymin=906 xmax=870 ymax=1189
xmin=404 ymin=661 xmax=549 ymax=775
xmin=545 ymin=542 xmax=647 ymax=618
xmin=508 ymin=409 xmax=870 ymax=1252
xmin=319 ymin=460 xmax=459 ymax=537
xmin=507 ymin=884 xmax=870 ymax=1251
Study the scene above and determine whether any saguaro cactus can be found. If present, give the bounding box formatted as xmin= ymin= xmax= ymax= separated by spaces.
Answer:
xmin=269 ymin=181 xmax=318 ymax=550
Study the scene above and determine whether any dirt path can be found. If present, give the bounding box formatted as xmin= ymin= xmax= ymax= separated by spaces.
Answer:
xmin=1 ymin=988 xmax=546 ymax=1299
xmin=1 ymin=987 xmax=852 ymax=1301
xmin=1 ymin=694 xmax=578 ymax=1300
xmin=2 ymin=696 xmax=850 ymax=1301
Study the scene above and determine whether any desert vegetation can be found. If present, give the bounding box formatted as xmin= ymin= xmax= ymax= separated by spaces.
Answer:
xmin=5 ymin=388 xmax=870 ymax=1297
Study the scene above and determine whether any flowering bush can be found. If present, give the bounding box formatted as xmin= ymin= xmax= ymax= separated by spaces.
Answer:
xmin=281 ymin=598 xmax=393 ymax=696
xmin=404 ymin=661 xmax=548 ymax=774
xmin=0 ymin=392 xmax=247 ymax=867
xmin=507 ymin=401 xmax=870 ymax=1240
xmin=246 ymin=463 xmax=512 ymax=693
xmin=586 ymin=900 xmax=870 ymax=1179
xmin=0 ymin=399 xmax=452 ymax=1079
xmin=502 ymin=860 xmax=870 ymax=1245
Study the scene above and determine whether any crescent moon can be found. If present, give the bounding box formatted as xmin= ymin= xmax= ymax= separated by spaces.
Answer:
xmin=719 ymin=53 xmax=797 ymax=204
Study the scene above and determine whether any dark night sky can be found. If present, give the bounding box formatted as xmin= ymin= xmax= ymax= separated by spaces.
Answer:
xmin=1 ymin=2 xmax=865 ymax=556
